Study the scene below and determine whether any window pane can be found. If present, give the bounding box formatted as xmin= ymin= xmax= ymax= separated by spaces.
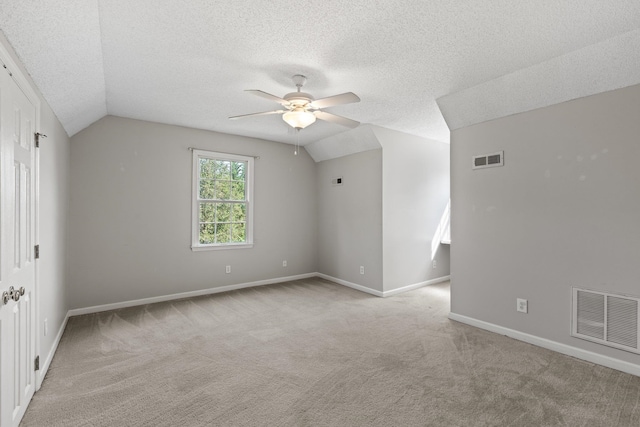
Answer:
xmin=199 ymin=224 xmax=215 ymax=244
xmin=231 ymin=181 xmax=245 ymax=200
xmin=193 ymin=151 xmax=253 ymax=249
xmin=215 ymin=180 xmax=231 ymax=200
xmin=199 ymin=179 xmax=215 ymax=199
xmin=232 ymin=161 xmax=246 ymax=181
xmin=215 ymin=161 xmax=231 ymax=180
xmin=200 ymin=158 xmax=214 ymax=179
xmin=199 ymin=203 xmax=215 ymax=222
xmin=232 ymin=223 xmax=246 ymax=242
xmin=215 ymin=223 xmax=231 ymax=243
xmin=216 ymin=203 xmax=231 ymax=222
xmin=232 ymin=203 xmax=246 ymax=222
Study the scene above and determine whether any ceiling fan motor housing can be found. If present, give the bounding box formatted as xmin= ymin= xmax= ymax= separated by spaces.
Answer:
xmin=284 ymin=92 xmax=314 ymax=108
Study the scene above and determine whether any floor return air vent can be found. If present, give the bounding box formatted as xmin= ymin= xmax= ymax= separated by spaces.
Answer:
xmin=572 ymin=287 xmax=640 ymax=354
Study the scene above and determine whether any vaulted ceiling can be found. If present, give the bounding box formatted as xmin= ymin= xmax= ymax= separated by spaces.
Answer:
xmin=1 ymin=1 xmax=640 ymax=145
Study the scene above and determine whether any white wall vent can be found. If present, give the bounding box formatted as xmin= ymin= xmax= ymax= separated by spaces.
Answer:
xmin=472 ymin=151 xmax=504 ymax=170
xmin=572 ymin=287 xmax=640 ymax=354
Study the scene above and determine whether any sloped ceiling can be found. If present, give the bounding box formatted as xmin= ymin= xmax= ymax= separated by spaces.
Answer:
xmin=1 ymin=1 xmax=640 ymax=145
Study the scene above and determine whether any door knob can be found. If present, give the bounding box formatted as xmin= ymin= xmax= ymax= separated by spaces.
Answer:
xmin=2 ymin=286 xmax=25 ymax=304
xmin=5 ymin=286 xmax=16 ymax=304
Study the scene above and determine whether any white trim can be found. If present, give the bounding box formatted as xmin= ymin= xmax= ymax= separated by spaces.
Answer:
xmin=191 ymin=243 xmax=253 ymax=251
xmin=43 ymin=274 xmax=450 ymax=387
xmin=315 ymin=274 xmax=451 ymax=298
xmin=0 ymin=43 xmax=41 ymax=108
xmin=68 ymin=273 xmax=317 ymax=316
xmin=448 ymin=312 xmax=640 ymax=377
xmin=37 ymin=312 xmax=69 ymax=388
xmin=191 ymin=149 xmax=254 ymax=250
xmin=316 ymin=273 xmax=384 ymax=297
xmin=1 ymin=40 xmax=43 ymax=398
xmin=382 ymin=275 xmax=451 ymax=297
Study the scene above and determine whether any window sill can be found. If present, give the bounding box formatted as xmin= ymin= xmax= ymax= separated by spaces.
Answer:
xmin=191 ymin=243 xmax=254 ymax=252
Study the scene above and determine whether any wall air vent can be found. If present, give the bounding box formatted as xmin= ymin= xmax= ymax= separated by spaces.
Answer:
xmin=572 ymin=287 xmax=640 ymax=354
xmin=472 ymin=151 xmax=504 ymax=170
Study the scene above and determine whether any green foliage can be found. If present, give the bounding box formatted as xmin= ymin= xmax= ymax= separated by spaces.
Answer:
xmin=215 ymin=223 xmax=231 ymax=243
xmin=214 ymin=161 xmax=231 ymax=180
xmin=231 ymin=182 xmax=245 ymax=200
xmin=232 ymin=223 xmax=245 ymax=242
xmin=199 ymin=224 xmax=215 ymax=244
xmin=198 ymin=157 xmax=249 ymax=244
xmin=232 ymin=162 xmax=246 ymax=181
xmin=199 ymin=203 xmax=215 ymax=222
xmin=232 ymin=203 xmax=246 ymax=222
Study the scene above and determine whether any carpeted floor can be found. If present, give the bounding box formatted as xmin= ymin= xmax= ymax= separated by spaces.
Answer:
xmin=21 ymin=278 xmax=640 ymax=426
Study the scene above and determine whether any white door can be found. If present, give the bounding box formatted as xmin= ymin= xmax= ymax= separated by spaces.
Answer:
xmin=0 ymin=62 xmax=38 ymax=427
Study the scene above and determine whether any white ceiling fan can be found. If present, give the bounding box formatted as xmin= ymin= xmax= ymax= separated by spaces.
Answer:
xmin=229 ymin=75 xmax=360 ymax=130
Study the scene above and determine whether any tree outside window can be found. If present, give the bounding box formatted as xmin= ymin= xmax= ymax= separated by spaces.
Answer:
xmin=192 ymin=150 xmax=254 ymax=250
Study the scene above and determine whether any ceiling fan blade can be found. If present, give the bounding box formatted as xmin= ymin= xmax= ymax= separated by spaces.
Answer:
xmin=309 ymin=92 xmax=360 ymax=109
xmin=245 ymin=90 xmax=289 ymax=106
xmin=229 ymin=110 xmax=284 ymax=120
xmin=314 ymin=111 xmax=360 ymax=128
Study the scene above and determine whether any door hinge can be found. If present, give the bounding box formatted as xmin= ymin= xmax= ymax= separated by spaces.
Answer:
xmin=35 ymin=132 xmax=47 ymax=148
xmin=34 ymin=356 xmax=40 ymax=371
xmin=34 ymin=245 xmax=40 ymax=259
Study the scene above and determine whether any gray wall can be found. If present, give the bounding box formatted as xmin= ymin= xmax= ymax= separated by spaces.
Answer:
xmin=375 ymin=127 xmax=450 ymax=292
xmin=68 ymin=116 xmax=317 ymax=309
xmin=0 ymin=31 xmax=71 ymax=379
xmin=38 ymin=87 xmax=71 ymax=367
xmin=450 ymin=83 xmax=640 ymax=364
xmin=315 ymin=128 xmax=451 ymax=294
xmin=317 ymin=149 xmax=383 ymax=291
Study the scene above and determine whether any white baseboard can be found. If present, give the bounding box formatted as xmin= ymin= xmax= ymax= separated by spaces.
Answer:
xmin=68 ymin=273 xmax=317 ymax=316
xmin=316 ymin=273 xmax=384 ymax=297
xmin=35 ymin=273 xmax=444 ymax=390
xmin=316 ymin=273 xmax=451 ymax=298
xmin=382 ymin=275 xmax=451 ymax=297
xmin=37 ymin=311 xmax=70 ymax=389
xmin=449 ymin=312 xmax=640 ymax=377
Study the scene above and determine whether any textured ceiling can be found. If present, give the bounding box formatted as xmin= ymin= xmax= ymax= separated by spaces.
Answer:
xmin=1 ymin=1 xmax=640 ymax=145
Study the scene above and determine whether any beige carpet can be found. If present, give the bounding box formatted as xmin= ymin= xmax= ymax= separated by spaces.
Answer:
xmin=22 ymin=278 xmax=640 ymax=426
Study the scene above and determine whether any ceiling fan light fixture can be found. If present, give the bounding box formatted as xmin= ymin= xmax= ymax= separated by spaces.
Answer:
xmin=282 ymin=109 xmax=316 ymax=129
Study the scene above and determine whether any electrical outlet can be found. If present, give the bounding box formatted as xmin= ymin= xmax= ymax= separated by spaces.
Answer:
xmin=432 ymin=260 xmax=437 ymax=269
xmin=225 ymin=265 xmax=231 ymax=274
xmin=282 ymin=260 xmax=287 ymax=267
xmin=44 ymin=318 xmax=48 ymax=337
xmin=517 ymin=298 xmax=528 ymax=313
xmin=360 ymin=266 xmax=365 ymax=275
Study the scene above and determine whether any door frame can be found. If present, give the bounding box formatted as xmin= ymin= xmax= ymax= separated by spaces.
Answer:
xmin=0 ymin=40 xmax=42 ymax=391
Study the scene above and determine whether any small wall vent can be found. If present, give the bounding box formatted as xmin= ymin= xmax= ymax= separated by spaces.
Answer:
xmin=572 ymin=287 xmax=640 ymax=354
xmin=472 ymin=151 xmax=504 ymax=170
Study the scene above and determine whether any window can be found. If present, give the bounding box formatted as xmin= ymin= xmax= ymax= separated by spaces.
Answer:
xmin=192 ymin=150 xmax=254 ymax=250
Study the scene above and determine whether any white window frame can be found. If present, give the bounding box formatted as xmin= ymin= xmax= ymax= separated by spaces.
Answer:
xmin=191 ymin=149 xmax=254 ymax=251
